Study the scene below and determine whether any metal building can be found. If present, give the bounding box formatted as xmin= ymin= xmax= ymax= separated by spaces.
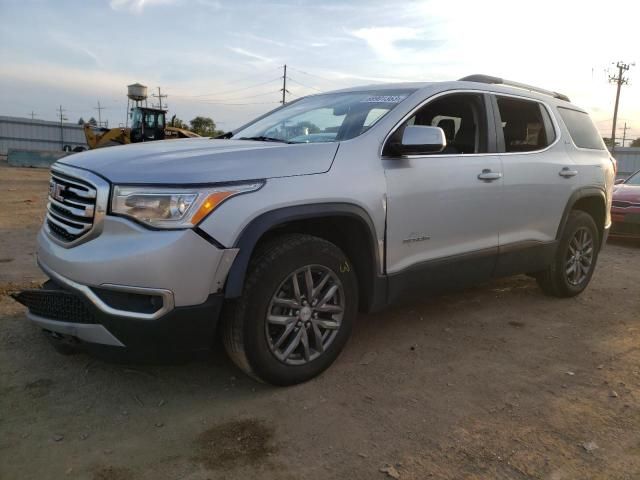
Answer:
xmin=612 ymin=147 xmax=640 ymax=177
xmin=0 ymin=116 xmax=88 ymax=155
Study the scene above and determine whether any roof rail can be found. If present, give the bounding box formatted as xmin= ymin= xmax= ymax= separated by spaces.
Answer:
xmin=458 ymin=74 xmax=570 ymax=102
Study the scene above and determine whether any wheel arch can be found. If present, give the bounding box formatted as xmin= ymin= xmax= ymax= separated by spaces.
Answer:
xmin=224 ymin=203 xmax=386 ymax=312
xmin=556 ymin=187 xmax=607 ymax=247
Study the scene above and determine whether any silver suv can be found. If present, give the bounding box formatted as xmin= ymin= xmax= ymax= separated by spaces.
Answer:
xmin=15 ymin=75 xmax=615 ymax=385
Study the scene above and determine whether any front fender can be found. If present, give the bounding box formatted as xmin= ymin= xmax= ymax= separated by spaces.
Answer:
xmin=224 ymin=203 xmax=381 ymax=298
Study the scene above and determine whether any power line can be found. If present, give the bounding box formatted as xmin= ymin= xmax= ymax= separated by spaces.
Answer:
xmin=163 ymin=68 xmax=282 ymax=93
xmin=215 ymin=89 xmax=281 ymax=102
xmin=287 ymin=77 xmax=324 ymax=93
xmin=609 ymin=61 xmax=634 ymax=155
xmin=199 ymin=100 xmax=280 ymax=106
xmin=173 ymin=77 xmax=282 ymax=99
xmin=287 ymin=66 xmax=343 ymax=86
xmin=152 ymin=86 xmax=168 ymax=110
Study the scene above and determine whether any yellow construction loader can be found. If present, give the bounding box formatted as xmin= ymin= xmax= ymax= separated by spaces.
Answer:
xmin=83 ymin=106 xmax=199 ymax=149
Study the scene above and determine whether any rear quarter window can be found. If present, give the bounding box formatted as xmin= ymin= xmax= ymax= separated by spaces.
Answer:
xmin=557 ymin=107 xmax=605 ymax=150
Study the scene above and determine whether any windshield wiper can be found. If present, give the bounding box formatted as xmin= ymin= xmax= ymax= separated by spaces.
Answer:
xmin=237 ymin=136 xmax=290 ymax=143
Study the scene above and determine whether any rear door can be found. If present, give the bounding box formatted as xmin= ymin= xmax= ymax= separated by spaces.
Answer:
xmin=491 ymin=94 xmax=575 ymax=275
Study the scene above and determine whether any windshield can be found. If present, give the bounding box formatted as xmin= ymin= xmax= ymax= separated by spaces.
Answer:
xmin=232 ymin=89 xmax=416 ymax=144
xmin=626 ymin=171 xmax=640 ymax=185
xmin=130 ymin=108 xmax=142 ymax=129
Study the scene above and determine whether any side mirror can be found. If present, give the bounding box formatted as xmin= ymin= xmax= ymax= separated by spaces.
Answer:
xmin=392 ymin=125 xmax=446 ymax=156
xmin=615 ymin=178 xmax=625 ymax=185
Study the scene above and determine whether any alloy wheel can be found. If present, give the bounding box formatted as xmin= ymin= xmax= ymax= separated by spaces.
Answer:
xmin=265 ymin=265 xmax=345 ymax=365
xmin=565 ymin=227 xmax=594 ymax=286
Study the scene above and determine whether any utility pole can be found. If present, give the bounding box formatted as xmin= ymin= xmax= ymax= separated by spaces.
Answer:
xmin=620 ymin=122 xmax=630 ymax=148
xmin=152 ymin=87 xmax=167 ymax=110
xmin=281 ymin=64 xmax=290 ymax=104
xmin=609 ymin=61 xmax=634 ymax=155
xmin=28 ymin=111 xmax=37 ymax=120
xmin=57 ymin=105 xmax=67 ymax=150
xmin=94 ymin=100 xmax=106 ymax=128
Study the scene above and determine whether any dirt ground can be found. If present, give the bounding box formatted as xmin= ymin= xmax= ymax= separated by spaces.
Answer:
xmin=1 ymin=163 xmax=639 ymax=480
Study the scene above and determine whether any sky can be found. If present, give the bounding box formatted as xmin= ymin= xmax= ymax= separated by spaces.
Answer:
xmin=0 ymin=0 xmax=638 ymax=142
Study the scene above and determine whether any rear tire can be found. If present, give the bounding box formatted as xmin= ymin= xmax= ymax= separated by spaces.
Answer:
xmin=223 ymin=234 xmax=358 ymax=385
xmin=536 ymin=210 xmax=600 ymax=297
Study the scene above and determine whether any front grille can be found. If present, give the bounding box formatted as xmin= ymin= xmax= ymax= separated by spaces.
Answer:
xmin=46 ymin=170 xmax=97 ymax=243
xmin=13 ymin=287 xmax=97 ymax=324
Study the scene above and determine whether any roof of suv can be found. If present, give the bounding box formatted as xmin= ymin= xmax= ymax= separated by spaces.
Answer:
xmin=330 ymin=74 xmax=577 ymax=109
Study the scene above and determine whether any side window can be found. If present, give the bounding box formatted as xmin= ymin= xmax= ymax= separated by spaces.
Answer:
xmin=496 ymin=97 xmax=554 ymax=152
xmin=385 ymin=93 xmax=488 ymax=155
xmin=363 ymin=108 xmax=388 ymax=129
xmin=144 ymin=113 xmax=156 ymax=128
xmin=557 ymin=107 xmax=605 ymax=150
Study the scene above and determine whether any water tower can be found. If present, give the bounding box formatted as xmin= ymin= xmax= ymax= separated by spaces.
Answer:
xmin=126 ymin=83 xmax=148 ymax=126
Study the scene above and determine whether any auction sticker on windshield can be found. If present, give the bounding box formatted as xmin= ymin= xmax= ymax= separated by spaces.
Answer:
xmin=361 ymin=95 xmax=407 ymax=103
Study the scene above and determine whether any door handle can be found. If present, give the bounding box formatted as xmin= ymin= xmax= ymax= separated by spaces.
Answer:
xmin=559 ymin=167 xmax=578 ymax=178
xmin=477 ymin=169 xmax=502 ymax=181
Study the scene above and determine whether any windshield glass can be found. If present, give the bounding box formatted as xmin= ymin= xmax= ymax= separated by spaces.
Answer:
xmin=626 ymin=171 xmax=640 ymax=185
xmin=233 ymin=90 xmax=416 ymax=144
xmin=130 ymin=108 xmax=143 ymax=129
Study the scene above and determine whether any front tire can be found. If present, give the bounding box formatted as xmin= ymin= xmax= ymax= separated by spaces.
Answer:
xmin=536 ymin=210 xmax=600 ymax=297
xmin=223 ymin=234 xmax=358 ymax=385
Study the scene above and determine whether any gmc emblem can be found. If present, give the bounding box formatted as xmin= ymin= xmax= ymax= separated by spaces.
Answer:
xmin=49 ymin=181 xmax=66 ymax=202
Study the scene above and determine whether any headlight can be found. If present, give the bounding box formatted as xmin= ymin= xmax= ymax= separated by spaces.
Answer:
xmin=111 ymin=182 xmax=262 ymax=229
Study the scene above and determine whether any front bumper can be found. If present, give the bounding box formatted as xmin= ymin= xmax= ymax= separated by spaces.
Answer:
xmin=20 ymin=213 xmax=239 ymax=358
xmin=37 ymin=216 xmax=238 ymax=308
xmin=13 ymin=277 xmax=224 ymax=359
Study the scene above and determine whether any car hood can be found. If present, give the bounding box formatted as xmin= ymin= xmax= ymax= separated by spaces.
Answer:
xmin=613 ymin=183 xmax=640 ymax=203
xmin=58 ymin=138 xmax=339 ymax=184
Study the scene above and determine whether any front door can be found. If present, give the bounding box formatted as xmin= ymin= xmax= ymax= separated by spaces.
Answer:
xmin=382 ymin=92 xmax=502 ymax=301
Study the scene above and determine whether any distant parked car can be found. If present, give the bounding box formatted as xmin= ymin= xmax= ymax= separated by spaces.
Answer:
xmin=611 ymin=169 xmax=640 ymax=238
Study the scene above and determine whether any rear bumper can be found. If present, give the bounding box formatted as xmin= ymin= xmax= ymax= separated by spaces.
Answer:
xmin=610 ymin=210 xmax=640 ymax=238
xmin=13 ymin=278 xmax=224 ymax=360
xmin=610 ymin=222 xmax=640 ymax=238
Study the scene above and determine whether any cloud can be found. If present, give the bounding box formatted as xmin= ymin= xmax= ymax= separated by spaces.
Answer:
xmin=48 ymin=32 xmax=102 ymax=67
xmin=109 ymin=0 xmax=177 ymax=14
xmin=196 ymin=0 xmax=222 ymax=9
xmin=0 ymin=62 xmax=137 ymax=98
xmin=232 ymin=33 xmax=291 ymax=49
xmin=227 ymin=47 xmax=275 ymax=64
xmin=322 ymin=70 xmax=409 ymax=84
xmin=350 ymin=26 xmax=422 ymax=60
